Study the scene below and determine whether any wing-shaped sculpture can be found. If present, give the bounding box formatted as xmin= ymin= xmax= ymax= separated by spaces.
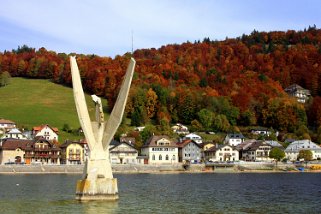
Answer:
xmin=102 ymin=58 xmax=136 ymax=150
xmin=70 ymin=56 xmax=97 ymax=152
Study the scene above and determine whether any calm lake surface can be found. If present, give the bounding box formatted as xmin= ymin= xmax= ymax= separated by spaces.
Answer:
xmin=0 ymin=173 xmax=320 ymax=214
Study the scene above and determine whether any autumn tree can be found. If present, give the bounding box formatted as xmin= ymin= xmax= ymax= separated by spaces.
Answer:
xmin=298 ymin=150 xmax=313 ymax=163
xmin=145 ymin=88 xmax=158 ymax=119
xmin=0 ymin=71 xmax=11 ymax=87
xmin=269 ymin=147 xmax=285 ymax=166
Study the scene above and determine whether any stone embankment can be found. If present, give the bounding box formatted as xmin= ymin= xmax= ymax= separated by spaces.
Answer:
xmin=0 ymin=162 xmax=320 ymax=174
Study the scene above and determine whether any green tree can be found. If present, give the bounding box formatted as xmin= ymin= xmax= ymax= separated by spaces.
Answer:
xmin=269 ymin=147 xmax=285 ymax=166
xmin=213 ymin=114 xmax=230 ymax=132
xmin=197 ymin=109 xmax=214 ymax=130
xmin=298 ymin=150 xmax=313 ymax=161
xmin=140 ymin=125 xmax=157 ymax=144
xmin=0 ymin=71 xmax=11 ymax=87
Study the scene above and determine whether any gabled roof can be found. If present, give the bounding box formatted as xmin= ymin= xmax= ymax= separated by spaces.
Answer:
xmin=25 ymin=137 xmax=61 ymax=151
xmin=6 ymin=128 xmax=22 ymax=134
xmin=60 ymin=139 xmax=85 ymax=148
xmin=32 ymin=124 xmax=59 ymax=133
xmin=0 ymin=139 xmax=32 ymax=150
xmin=205 ymin=144 xmax=236 ymax=153
xmin=226 ymin=133 xmax=245 ymax=139
xmin=143 ymin=135 xmax=177 ymax=147
xmin=176 ymin=139 xmax=202 ymax=148
xmin=109 ymin=141 xmax=138 ymax=153
xmin=243 ymin=141 xmax=271 ymax=151
xmin=0 ymin=119 xmax=15 ymax=124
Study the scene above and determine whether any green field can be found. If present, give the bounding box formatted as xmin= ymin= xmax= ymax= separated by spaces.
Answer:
xmin=0 ymin=78 xmax=108 ymax=143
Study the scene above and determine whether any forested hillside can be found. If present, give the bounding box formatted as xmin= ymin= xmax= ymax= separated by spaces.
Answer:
xmin=1 ymin=26 xmax=321 ymax=142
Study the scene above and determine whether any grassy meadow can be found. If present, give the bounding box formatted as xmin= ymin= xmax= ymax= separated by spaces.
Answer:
xmin=0 ymin=78 xmax=108 ymax=143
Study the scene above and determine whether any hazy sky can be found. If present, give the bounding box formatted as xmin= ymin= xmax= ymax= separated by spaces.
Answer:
xmin=1 ymin=0 xmax=320 ymax=57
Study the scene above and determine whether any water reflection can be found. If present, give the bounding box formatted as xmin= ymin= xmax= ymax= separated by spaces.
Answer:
xmin=79 ymin=201 xmax=119 ymax=214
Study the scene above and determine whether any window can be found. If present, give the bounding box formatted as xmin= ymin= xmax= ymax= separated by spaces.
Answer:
xmin=166 ymin=155 xmax=169 ymax=160
xmin=159 ymin=155 xmax=162 ymax=161
xmin=152 ymin=155 xmax=155 ymax=160
xmin=172 ymin=155 xmax=175 ymax=160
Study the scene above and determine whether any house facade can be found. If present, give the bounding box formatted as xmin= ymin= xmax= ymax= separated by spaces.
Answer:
xmin=285 ymin=140 xmax=321 ymax=161
xmin=109 ymin=141 xmax=138 ymax=164
xmin=60 ymin=140 xmax=86 ymax=165
xmin=24 ymin=137 xmax=61 ymax=164
xmin=204 ymin=144 xmax=239 ymax=162
xmin=3 ymin=128 xmax=28 ymax=140
xmin=284 ymin=84 xmax=311 ymax=103
xmin=224 ymin=133 xmax=245 ymax=146
xmin=177 ymin=139 xmax=202 ymax=163
xmin=251 ymin=128 xmax=271 ymax=136
xmin=32 ymin=124 xmax=59 ymax=141
xmin=241 ymin=141 xmax=273 ymax=161
xmin=141 ymin=135 xmax=178 ymax=164
xmin=0 ymin=139 xmax=30 ymax=164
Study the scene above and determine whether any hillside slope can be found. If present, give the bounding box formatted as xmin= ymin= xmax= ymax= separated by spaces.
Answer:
xmin=0 ymin=78 xmax=108 ymax=142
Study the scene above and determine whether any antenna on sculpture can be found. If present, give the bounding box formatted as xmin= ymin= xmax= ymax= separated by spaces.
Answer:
xmin=131 ymin=30 xmax=134 ymax=54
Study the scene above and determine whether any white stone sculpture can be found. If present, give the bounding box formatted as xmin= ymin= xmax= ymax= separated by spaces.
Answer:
xmin=70 ymin=56 xmax=135 ymax=200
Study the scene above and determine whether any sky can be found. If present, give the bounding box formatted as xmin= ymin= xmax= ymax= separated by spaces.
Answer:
xmin=1 ymin=0 xmax=321 ymax=57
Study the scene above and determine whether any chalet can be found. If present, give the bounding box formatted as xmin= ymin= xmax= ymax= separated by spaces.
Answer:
xmin=284 ymin=84 xmax=311 ymax=103
xmin=204 ymin=144 xmax=239 ymax=162
xmin=141 ymin=135 xmax=178 ymax=164
xmin=285 ymin=140 xmax=321 ymax=161
xmin=241 ymin=141 xmax=273 ymax=162
xmin=176 ymin=139 xmax=202 ymax=163
xmin=0 ymin=139 xmax=31 ymax=164
xmin=224 ymin=133 xmax=245 ymax=146
xmin=183 ymin=133 xmax=202 ymax=144
xmin=0 ymin=119 xmax=16 ymax=134
xmin=109 ymin=141 xmax=138 ymax=164
xmin=171 ymin=123 xmax=189 ymax=135
xmin=60 ymin=140 xmax=87 ymax=165
xmin=24 ymin=137 xmax=61 ymax=164
xmin=32 ymin=124 xmax=59 ymax=141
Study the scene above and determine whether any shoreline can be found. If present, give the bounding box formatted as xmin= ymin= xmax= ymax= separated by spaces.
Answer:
xmin=0 ymin=164 xmax=320 ymax=174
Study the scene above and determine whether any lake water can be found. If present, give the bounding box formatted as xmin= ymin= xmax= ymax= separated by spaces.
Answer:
xmin=0 ymin=173 xmax=320 ymax=214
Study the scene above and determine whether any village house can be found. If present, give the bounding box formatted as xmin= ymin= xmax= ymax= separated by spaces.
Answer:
xmin=2 ymin=128 xmax=28 ymax=140
xmin=24 ymin=137 xmax=61 ymax=164
xmin=0 ymin=138 xmax=31 ymax=164
xmin=285 ymin=140 xmax=321 ymax=161
xmin=60 ymin=140 xmax=87 ymax=165
xmin=251 ymin=127 xmax=272 ymax=136
xmin=224 ymin=133 xmax=245 ymax=146
xmin=171 ymin=123 xmax=189 ymax=135
xmin=284 ymin=84 xmax=311 ymax=103
xmin=32 ymin=124 xmax=59 ymax=141
xmin=141 ymin=135 xmax=178 ymax=164
xmin=204 ymin=144 xmax=239 ymax=162
xmin=109 ymin=140 xmax=138 ymax=164
xmin=176 ymin=139 xmax=202 ymax=163
xmin=0 ymin=119 xmax=16 ymax=134
xmin=183 ymin=133 xmax=202 ymax=144
xmin=241 ymin=141 xmax=274 ymax=162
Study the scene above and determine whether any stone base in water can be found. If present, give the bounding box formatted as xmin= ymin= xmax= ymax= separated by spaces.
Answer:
xmin=75 ymin=178 xmax=118 ymax=201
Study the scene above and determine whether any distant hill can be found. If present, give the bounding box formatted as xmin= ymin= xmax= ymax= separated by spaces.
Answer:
xmin=0 ymin=78 xmax=108 ymax=142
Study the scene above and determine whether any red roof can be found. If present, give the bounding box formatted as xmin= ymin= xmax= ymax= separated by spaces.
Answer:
xmin=32 ymin=124 xmax=59 ymax=133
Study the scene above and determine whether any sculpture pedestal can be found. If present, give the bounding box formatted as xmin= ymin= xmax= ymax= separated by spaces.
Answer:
xmin=76 ymin=178 xmax=118 ymax=201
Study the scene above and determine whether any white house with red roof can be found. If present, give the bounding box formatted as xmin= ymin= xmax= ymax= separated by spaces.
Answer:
xmin=32 ymin=124 xmax=59 ymax=141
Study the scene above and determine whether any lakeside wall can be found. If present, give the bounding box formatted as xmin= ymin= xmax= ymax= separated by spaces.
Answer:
xmin=0 ymin=163 xmax=319 ymax=174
